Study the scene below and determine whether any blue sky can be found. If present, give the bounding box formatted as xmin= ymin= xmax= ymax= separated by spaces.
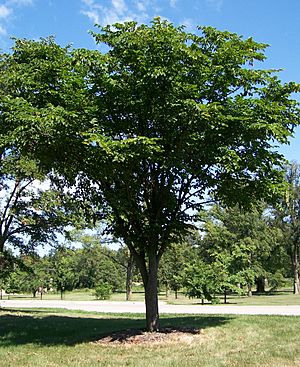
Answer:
xmin=0 ymin=0 xmax=299 ymax=162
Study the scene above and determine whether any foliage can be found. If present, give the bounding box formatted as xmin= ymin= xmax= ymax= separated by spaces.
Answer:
xmin=159 ymin=242 xmax=195 ymax=298
xmin=4 ymin=254 xmax=51 ymax=297
xmin=94 ymin=282 xmax=112 ymax=300
xmin=49 ymin=247 xmax=78 ymax=298
xmin=69 ymin=232 xmax=126 ymax=291
xmin=196 ymin=204 xmax=287 ymax=295
xmin=273 ymin=162 xmax=300 ymax=293
xmin=183 ymin=260 xmax=214 ymax=302
xmin=0 ymin=250 xmax=15 ymax=290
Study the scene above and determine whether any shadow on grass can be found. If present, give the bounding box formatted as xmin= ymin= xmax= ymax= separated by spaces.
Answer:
xmin=0 ymin=309 xmax=232 ymax=347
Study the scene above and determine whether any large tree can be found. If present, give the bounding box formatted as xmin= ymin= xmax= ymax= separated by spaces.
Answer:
xmin=1 ymin=19 xmax=300 ymax=331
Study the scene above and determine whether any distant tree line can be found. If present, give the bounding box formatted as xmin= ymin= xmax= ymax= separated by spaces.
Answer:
xmin=2 ymin=162 xmax=300 ymax=304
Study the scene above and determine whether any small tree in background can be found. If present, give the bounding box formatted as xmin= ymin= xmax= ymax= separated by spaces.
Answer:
xmin=50 ymin=247 xmax=78 ymax=299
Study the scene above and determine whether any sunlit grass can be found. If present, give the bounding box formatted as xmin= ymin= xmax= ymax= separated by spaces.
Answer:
xmin=1 ymin=309 xmax=300 ymax=367
xmin=3 ymin=286 xmax=300 ymax=306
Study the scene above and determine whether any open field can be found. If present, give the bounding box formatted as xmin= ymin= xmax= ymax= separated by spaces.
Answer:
xmin=1 ymin=308 xmax=300 ymax=367
xmin=2 ymin=288 xmax=300 ymax=306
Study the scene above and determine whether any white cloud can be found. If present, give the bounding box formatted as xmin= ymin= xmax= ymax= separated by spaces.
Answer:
xmin=181 ymin=18 xmax=195 ymax=32
xmin=81 ymin=9 xmax=100 ymax=24
xmin=112 ymin=0 xmax=127 ymax=15
xmin=0 ymin=0 xmax=33 ymax=42
xmin=80 ymin=0 xmax=153 ymax=26
xmin=205 ymin=0 xmax=223 ymax=12
xmin=8 ymin=0 xmax=33 ymax=5
xmin=0 ymin=5 xmax=12 ymax=18
xmin=135 ymin=1 xmax=146 ymax=12
xmin=0 ymin=25 xmax=7 ymax=35
xmin=169 ymin=0 xmax=177 ymax=8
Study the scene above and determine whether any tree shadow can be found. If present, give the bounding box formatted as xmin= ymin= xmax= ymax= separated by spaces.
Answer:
xmin=0 ymin=309 xmax=232 ymax=347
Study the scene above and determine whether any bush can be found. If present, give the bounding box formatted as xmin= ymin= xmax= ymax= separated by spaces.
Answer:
xmin=94 ymin=283 xmax=112 ymax=300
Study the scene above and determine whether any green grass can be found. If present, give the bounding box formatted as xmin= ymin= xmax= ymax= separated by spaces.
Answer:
xmin=3 ymin=286 xmax=300 ymax=306
xmin=168 ymin=289 xmax=300 ymax=306
xmin=1 ymin=308 xmax=300 ymax=367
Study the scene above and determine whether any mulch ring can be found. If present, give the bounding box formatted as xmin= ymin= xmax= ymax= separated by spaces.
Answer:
xmin=91 ymin=327 xmax=204 ymax=346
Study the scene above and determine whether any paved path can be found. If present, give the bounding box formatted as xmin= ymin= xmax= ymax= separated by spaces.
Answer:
xmin=1 ymin=299 xmax=300 ymax=316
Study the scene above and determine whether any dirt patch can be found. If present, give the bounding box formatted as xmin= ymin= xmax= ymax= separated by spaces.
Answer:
xmin=91 ymin=327 xmax=204 ymax=346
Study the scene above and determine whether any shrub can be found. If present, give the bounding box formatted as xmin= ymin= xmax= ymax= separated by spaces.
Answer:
xmin=94 ymin=283 xmax=112 ymax=300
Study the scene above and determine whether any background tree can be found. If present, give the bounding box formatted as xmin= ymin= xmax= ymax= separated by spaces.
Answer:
xmin=159 ymin=242 xmax=195 ymax=298
xmin=49 ymin=247 xmax=78 ymax=299
xmin=197 ymin=204 xmax=286 ymax=296
xmin=0 ymin=250 xmax=15 ymax=299
xmin=183 ymin=260 xmax=214 ymax=304
xmin=70 ymin=232 xmax=126 ymax=293
xmin=2 ymin=20 xmax=300 ymax=331
xmin=273 ymin=162 xmax=300 ymax=294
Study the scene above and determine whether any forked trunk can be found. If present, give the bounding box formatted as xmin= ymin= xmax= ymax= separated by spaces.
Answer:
xmin=129 ymin=245 xmax=160 ymax=332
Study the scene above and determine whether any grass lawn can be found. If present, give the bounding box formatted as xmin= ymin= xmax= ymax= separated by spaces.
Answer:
xmin=167 ymin=290 xmax=300 ymax=306
xmin=3 ymin=287 xmax=300 ymax=306
xmin=0 ymin=308 xmax=300 ymax=367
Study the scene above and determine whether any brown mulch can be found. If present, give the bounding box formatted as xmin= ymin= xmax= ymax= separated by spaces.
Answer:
xmin=91 ymin=327 xmax=204 ymax=346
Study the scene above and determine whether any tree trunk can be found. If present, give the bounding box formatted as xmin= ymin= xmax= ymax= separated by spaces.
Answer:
xmin=256 ymin=276 xmax=265 ymax=293
xmin=224 ymin=289 xmax=227 ymax=304
xmin=175 ymin=288 xmax=178 ymax=299
xmin=165 ymin=284 xmax=169 ymax=298
xmin=126 ymin=253 xmax=134 ymax=301
xmin=247 ymin=284 xmax=252 ymax=297
xmin=292 ymin=247 xmax=300 ymax=294
xmin=144 ymin=251 xmax=159 ymax=332
xmin=293 ymin=266 xmax=300 ymax=294
xmin=127 ymin=244 xmax=160 ymax=332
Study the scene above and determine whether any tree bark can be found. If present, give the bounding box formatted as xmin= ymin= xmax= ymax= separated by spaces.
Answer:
xmin=292 ymin=246 xmax=300 ymax=294
xmin=126 ymin=242 xmax=160 ymax=332
xmin=247 ymin=284 xmax=252 ymax=297
xmin=144 ymin=251 xmax=159 ymax=332
xmin=293 ymin=265 xmax=299 ymax=295
xmin=256 ymin=276 xmax=265 ymax=293
xmin=165 ymin=284 xmax=169 ymax=298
